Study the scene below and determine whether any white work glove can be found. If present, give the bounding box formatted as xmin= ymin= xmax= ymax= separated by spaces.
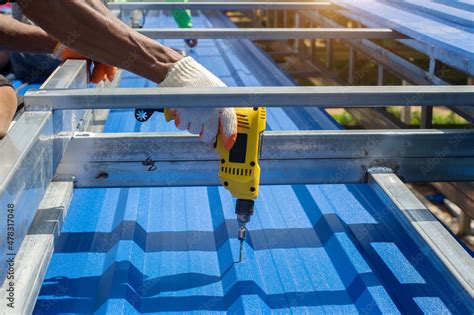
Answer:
xmin=161 ymin=57 xmax=237 ymax=150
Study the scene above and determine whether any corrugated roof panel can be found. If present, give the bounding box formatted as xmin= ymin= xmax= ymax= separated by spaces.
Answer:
xmin=34 ymin=12 xmax=473 ymax=314
xmin=336 ymin=0 xmax=474 ymax=60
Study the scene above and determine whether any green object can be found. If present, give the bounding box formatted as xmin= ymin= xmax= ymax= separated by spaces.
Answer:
xmin=166 ymin=0 xmax=193 ymax=28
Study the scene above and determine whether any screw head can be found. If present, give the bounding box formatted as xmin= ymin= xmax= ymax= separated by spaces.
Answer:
xmin=96 ymin=172 xmax=109 ymax=179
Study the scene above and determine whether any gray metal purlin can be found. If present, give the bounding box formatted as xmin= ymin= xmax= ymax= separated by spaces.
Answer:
xmin=0 ymin=60 xmax=88 ymax=284
xmin=108 ymin=2 xmax=332 ymax=11
xmin=25 ymin=85 xmax=474 ymax=109
xmin=0 ymin=68 xmax=122 ymax=314
xmin=369 ymin=170 xmax=474 ymax=298
xmin=137 ymin=28 xmax=405 ymax=40
xmin=55 ymin=129 xmax=474 ymax=187
xmin=0 ymin=182 xmax=74 ymax=315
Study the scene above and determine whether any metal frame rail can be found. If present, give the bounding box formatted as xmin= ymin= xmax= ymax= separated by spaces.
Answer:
xmin=0 ymin=61 xmax=120 ymax=313
xmin=55 ymin=129 xmax=474 ymax=187
xmin=108 ymin=2 xmax=333 ymax=11
xmin=0 ymin=60 xmax=87 ymax=313
xmin=1 ymin=3 xmax=473 ymax=312
xmin=136 ymin=28 xmax=405 ymax=40
xmin=24 ymin=85 xmax=474 ymax=109
xmin=369 ymin=170 xmax=474 ymax=301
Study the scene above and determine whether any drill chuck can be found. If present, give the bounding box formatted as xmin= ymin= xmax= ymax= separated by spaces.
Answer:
xmin=235 ymin=199 xmax=254 ymax=217
xmin=236 ymin=199 xmax=254 ymax=241
xmin=236 ymin=199 xmax=254 ymax=262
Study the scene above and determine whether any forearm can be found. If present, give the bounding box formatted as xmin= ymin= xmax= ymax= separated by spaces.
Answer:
xmin=0 ymin=14 xmax=57 ymax=53
xmin=20 ymin=0 xmax=183 ymax=83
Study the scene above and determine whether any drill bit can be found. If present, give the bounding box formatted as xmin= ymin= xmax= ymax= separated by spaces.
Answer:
xmin=238 ymin=222 xmax=247 ymax=263
xmin=235 ymin=200 xmax=253 ymax=263
xmin=239 ymin=238 xmax=244 ymax=262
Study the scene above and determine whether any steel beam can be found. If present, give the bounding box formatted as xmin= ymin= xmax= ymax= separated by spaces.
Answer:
xmin=0 ymin=182 xmax=74 ymax=314
xmin=25 ymin=86 xmax=474 ymax=110
xmin=347 ymin=108 xmax=407 ymax=129
xmin=451 ymin=106 xmax=474 ymax=124
xmin=0 ymin=66 xmax=122 ymax=312
xmin=420 ymin=106 xmax=433 ymax=128
xmin=108 ymin=2 xmax=332 ymax=11
xmin=369 ymin=170 xmax=474 ymax=298
xmin=43 ymin=61 xmax=89 ymax=168
xmin=55 ymin=129 xmax=474 ymax=187
xmin=0 ymin=60 xmax=88 ymax=285
xmin=432 ymin=182 xmax=474 ymax=220
xmin=302 ymin=10 xmax=449 ymax=84
xmin=137 ymin=28 xmax=404 ymax=40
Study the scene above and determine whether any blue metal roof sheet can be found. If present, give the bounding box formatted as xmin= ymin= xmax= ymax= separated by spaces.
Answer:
xmin=34 ymin=12 xmax=473 ymax=314
xmin=400 ymin=0 xmax=474 ymax=27
xmin=11 ymin=80 xmax=41 ymax=96
xmin=336 ymin=0 xmax=474 ymax=61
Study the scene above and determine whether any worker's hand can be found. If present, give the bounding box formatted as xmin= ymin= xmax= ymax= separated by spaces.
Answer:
xmin=161 ymin=57 xmax=237 ymax=150
xmin=54 ymin=44 xmax=117 ymax=84
xmin=0 ymin=86 xmax=18 ymax=139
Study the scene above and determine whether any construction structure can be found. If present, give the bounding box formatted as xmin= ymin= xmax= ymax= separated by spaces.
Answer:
xmin=0 ymin=1 xmax=473 ymax=313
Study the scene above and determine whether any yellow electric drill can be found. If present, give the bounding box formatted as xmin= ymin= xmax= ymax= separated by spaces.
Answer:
xmin=216 ymin=107 xmax=266 ymax=262
xmin=160 ymin=107 xmax=266 ymax=262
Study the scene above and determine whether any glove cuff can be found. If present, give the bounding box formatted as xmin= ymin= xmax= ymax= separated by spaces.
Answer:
xmin=53 ymin=43 xmax=66 ymax=60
